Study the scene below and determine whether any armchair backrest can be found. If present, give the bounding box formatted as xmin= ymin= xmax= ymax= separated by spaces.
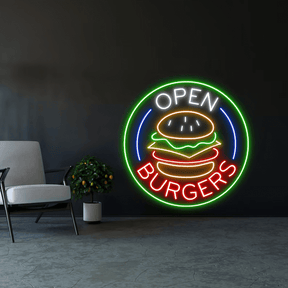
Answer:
xmin=0 ymin=141 xmax=46 ymax=187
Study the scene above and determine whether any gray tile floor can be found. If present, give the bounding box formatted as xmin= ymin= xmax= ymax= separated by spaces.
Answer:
xmin=0 ymin=216 xmax=287 ymax=288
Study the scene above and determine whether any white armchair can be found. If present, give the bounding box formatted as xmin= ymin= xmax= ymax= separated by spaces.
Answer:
xmin=0 ymin=141 xmax=78 ymax=242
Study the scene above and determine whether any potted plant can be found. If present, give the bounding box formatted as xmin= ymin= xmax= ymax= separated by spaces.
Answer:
xmin=69 ymin=155 xmax=113 ymax=223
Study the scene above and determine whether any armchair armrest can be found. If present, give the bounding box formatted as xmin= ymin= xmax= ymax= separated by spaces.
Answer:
xmin=45 ymin=166 xmax=73 ymax=185
xmin=0 ymin=168 xmax=10 ymax=204
xmin=0 ymin=168 xmax=10 ymax=184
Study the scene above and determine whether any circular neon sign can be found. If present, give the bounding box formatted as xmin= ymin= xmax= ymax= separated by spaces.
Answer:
xmin=123 ymin=81 xmax=250 ymax=208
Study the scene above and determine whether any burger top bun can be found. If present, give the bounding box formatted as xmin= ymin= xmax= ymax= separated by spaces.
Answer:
xmin=157 ymin=110 xmax=214 ymax=140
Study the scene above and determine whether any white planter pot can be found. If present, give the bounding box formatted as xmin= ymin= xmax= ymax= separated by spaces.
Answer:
xmin=83 ymin=202 xmax=102 ymax=223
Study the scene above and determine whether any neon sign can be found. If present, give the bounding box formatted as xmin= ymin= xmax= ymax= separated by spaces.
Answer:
xmin=123 ymin=81 xmax=250 ymax=208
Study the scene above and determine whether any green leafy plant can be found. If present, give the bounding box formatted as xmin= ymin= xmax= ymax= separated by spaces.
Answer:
xmin=69 ymin=155 xmax=113 ymax=202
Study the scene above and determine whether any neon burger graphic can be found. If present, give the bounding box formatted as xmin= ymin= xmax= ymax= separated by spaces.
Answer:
xmin=123 ymin=81 xmax=250 ymax=208
xmin=148 ymin=110 xmax=222 ymax=179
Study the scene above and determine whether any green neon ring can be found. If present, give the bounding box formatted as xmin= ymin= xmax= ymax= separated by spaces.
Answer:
xmin=123 ymin=80 xmax=250 ymax=208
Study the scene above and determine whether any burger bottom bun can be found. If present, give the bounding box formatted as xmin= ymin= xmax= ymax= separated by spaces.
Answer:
xmin=156 ymin=161 xmax=215 ymax=179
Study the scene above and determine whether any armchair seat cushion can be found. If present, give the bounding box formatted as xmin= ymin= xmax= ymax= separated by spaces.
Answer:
xmin=0 ymin=184 xmax=71 ymax=205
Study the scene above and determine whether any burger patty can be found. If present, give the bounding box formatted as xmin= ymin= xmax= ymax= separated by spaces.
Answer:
xmin=147 ymin=140 xmax=222 ymax=160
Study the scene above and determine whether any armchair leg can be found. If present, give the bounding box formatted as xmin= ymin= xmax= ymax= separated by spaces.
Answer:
xmin=35 ymin=204 xmax=49 ymax=223
xmin=35 ymin=212 xmax=44 ymax=223
xmin=1 ymin=180 xmax=14 ymax=243
xmin=3 ymin=205 xmax=14 ymax=243
xmin=69 ymin=201 xmax=79 ymax=235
